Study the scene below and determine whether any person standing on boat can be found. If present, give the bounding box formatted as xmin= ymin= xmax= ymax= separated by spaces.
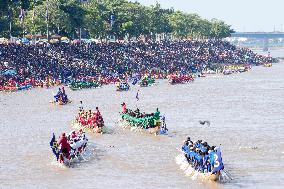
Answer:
xmin=79 ymin=101 xmax=84 ymax=112
xmin=62 ymin=86 xmax=66 ymax=95
xmin=54 ymin=88 xmax=62 ymax=102
xmin=160 ymin=115 xmax=168 ymax=133
xmin=186 ymin=137 xmax=193 ymax=145
xmin=121 ymin=102 xmax=127 ymax=113
xmin=61 ymin=86 xmax=68 ymax=103
xmin=154 ymin=108 xmax=160 ymax=118
xmin=57 ymin=133 xmax=71 ymax=162
xmin=95 ymin=107 xmax=101 ymax=117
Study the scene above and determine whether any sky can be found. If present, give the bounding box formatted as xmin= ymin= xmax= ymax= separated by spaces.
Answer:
xmin=129 ymin=0 xmax=284 ymax=32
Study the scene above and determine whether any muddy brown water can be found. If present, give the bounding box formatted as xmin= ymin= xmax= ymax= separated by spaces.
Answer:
xmin=0 ymin=63 xmax=283 ymax=189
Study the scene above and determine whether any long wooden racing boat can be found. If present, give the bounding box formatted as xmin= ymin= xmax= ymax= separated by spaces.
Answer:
xmin=119 ymin=109 xmax=168 ymax=135
xmin=175 ymin=153 xmax=220 ymax=181
xmin=71 ymin=121 xmax=107 ymax=134
xmin=49 ymin=99 xmax=72 ymax=105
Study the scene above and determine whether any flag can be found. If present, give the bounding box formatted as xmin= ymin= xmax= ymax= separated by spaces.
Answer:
xmin=50 ymin=133 xmax=60 ymax=161
xmin=212 ymin=149 xmax=224 ymax=173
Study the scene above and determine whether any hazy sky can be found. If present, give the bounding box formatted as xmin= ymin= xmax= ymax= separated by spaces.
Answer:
xmin=130 ymin=0 xmax=284 ymax=32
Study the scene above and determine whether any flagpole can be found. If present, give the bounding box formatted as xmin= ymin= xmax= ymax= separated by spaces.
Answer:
xmin=79 ymin=27 xmax=82 ymax=44
xmin=9 ymin=21 xmax=12 ymax=39
xmin=46 ymin=0 xmax=49 ymax=42
xmin=33 ymin=0 xmax=35 ymax=44
xmin=22 ymin=9 xmax=23 ymax=38
xmin=21 ymin=9 xmax=25 ymax=38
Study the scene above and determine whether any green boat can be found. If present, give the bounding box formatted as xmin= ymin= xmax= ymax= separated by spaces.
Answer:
xmin=119 ymin=108 xmax=167 ymax=135
xmin=139 ymin=77 xmax=155 ymax=87
xmin=69 ymin=81 xmax=101 ymax=91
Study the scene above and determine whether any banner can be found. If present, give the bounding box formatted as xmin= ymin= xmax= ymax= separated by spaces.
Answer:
xmin=49 ymin=133 xmax=60 ymax=161
xmin=212 ymin=149 xmax=224 ymax=173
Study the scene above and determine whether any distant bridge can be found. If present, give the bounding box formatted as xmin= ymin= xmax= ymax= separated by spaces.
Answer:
xmin=231 ymin=32 xmax=284 ymax=39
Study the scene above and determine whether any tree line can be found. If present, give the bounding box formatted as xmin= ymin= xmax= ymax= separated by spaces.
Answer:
xmin=0 ymin=0 xmax=234 ymax=39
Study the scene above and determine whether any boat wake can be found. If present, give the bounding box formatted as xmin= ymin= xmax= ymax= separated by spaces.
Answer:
xmin=51 ymin=142 xmax=97 ymax=168
xmin=118 ymin=120 xmax=168 ymax=135
xmin=175 ymin=154 xmax=232 ymax=182
xmin=239 ymin=146 xmax=258 ymax=150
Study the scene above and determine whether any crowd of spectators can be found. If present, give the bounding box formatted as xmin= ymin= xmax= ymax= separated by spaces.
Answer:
xmin=0 ymin=39 xmax=275 ymax=88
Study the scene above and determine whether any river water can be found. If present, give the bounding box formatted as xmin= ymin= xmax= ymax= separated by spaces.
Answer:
xmin=0 ymin=63 xmax=283 ymax=189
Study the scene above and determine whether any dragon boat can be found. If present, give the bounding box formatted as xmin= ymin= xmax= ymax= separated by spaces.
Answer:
xmin=50 ymin=88 xmax=72 ymax=105
xmin=222 ymin=64 xmax=251 ymax=75
xmin=49 ymin=131 xmax=88 ymax=166
xmin=176 ymin=140 xmax=231 ymax=182
xmin=168 ymin=75 xmax=194 ymax=85
xmin=139 ymin=77 xmax=155 ymax=87
xmin=72 ymin=109 xmax=107 ymax=134
xmin=17 ymin=84 xmax=33 ymax=90
xmin=119 ymin=108 xmax=168 ymax=135
xmin=263 ymin=63 xmax=272 ymax=67
xmin=50 ymin=99 xmax=72 ymax=105
xmin=2 ymin=85 xmax=18 ymax=92
xmin=1 ymin=83 xmax=33 ymax=92
xmin=69 ymin=81 xmax=101 ymax=91
xmin=100 ymin=77 xmax=120 ymax=85
xmin=116 ymin=82 xmax=130 ymax=91
xmin=176 ymin=153 xmax=220 ymax=181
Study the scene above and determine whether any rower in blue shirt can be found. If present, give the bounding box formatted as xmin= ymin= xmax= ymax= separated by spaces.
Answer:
xmin=182 ymin=141 xmax=190 ymax=155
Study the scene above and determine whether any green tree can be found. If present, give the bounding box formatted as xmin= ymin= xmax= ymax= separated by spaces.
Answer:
xmin=210 ymin=19 xmax=232 ymax=38
xmin=1 ymin=0 xmax=234 ymax=39
xmin=169 ymin=11 xmax=190 ymax=38
xmin=84 ymin=0 xmax=110 ymax=38
xmin=148 ymin=3 xmax=172 ymax=36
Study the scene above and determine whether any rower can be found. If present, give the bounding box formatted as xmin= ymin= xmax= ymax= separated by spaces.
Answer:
xmin=95 ymin=107 xmax=101 ymax=117
xmin=57 ymin=133 xmax=71 ymax=162
xmin=186 ymin=137 xmax=193 ymax=145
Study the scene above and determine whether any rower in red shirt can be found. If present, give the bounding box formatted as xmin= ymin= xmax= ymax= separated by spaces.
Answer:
xmin=57 ymin=133 xmax=71 ymax=162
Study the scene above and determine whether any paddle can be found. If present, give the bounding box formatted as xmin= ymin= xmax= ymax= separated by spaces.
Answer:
xmin=222 ymin=169 xmax=233 ymax=180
